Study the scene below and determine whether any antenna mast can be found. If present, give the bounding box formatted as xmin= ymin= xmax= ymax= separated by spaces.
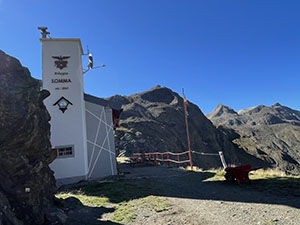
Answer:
xmin=82 ymin=46 xmax=106 ymax=74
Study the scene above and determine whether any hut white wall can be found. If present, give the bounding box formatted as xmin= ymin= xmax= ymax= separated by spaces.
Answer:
xmin=85 ymin=101 xmax=117 ymax=179
xmin=41 ymin=38 xmax=89 ymax=184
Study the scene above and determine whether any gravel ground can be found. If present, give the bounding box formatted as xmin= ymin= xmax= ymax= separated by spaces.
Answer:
xmin=111 ymin=164 xmax=300 ymax=225
xmin=62 ymin=164 xmax=300 ymax=225
xmin=132 ymin=197 xmax=299 ymax=225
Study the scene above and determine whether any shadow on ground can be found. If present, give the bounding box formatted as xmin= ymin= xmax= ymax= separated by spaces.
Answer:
xmin=60 ymin=164 xmax=300 ymax=211
xmin=64 ymin=205 xmax=119 ymax=225
xmin=53 ymin=196 xmax=121 ymax=225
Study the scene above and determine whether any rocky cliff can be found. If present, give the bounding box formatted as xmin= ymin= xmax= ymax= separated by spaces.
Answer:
xmin=207 ymin=103 xmax=300 ymax=174
xmin=0 ymin=50 xmax=57 ymax=224
xmin=108 ymin=86 xmax=265 ymax=169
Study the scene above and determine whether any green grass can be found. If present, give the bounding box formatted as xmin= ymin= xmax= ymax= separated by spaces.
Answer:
xmin=111 ymin=196 xmax=170 ymax=223
xmin=76 ymin=179 xmax=156 ymax=203
xmin=56 ymin=179 xmax=171 ymax=224
xmin=204 ymin=169 xmax=226 ymax=181
xmin=248 ymin=171 xmax=300 ymax=196
xmin=181 ymin=166 xmax=300 ymax=196
xmin=56 ymin=193 xmax=109 ymax=207
xmin=111 ymin=201 xmax=137 ymax=223
xmin=249 ymin=169 xmax=300 ymax=188
xmin=199 ymin=168 xmax=300 ymax=196
xmin=149 ymin=196 xmax=172 ymax=212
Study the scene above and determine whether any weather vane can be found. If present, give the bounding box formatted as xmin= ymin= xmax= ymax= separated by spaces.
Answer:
xmin=37 ymin=27 xmax=51 ymax=38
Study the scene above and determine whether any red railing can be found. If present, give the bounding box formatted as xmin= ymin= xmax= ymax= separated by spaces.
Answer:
xmin=132 ymin=151 xmax=191 ymax=167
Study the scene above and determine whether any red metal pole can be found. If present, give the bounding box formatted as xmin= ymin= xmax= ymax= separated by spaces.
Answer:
xmin=167 ymin=153 xmax=170 ymax=167
xmin=182 ymin=88 xmax=193 ymax=170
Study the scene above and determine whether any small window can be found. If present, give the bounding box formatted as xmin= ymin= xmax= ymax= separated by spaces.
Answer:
xmin=56 ymin=146 xmax=74 ymax=158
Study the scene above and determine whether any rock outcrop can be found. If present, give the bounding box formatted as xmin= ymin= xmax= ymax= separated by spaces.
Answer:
xmin=207 ymin=103 xmax=300 ymax=174
xmin=108 ymin=86 xmax=265 ymax=169
xmin=0 ymin=50 xmax=57 ymax=224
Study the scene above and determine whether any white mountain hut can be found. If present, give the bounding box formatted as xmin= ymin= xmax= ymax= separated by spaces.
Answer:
xmin=40 ymin=31 xmax=121 ymax=186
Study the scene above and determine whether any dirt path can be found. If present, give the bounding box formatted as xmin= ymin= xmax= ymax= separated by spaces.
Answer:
xmin=111 ymin=164 xmax=300 ymax=225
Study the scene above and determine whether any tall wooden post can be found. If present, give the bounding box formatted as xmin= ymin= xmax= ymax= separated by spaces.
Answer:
xmin=182 ymin=88 xmax=193 ymax=169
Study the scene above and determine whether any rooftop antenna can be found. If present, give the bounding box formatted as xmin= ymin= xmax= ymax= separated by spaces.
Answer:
xmin=38 ymin=27 xmax=50 ymax=38
xmin=83 ymin=46 xmax=106 ymax=74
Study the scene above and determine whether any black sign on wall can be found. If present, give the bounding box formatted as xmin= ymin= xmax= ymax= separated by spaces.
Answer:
xmin=52 ymin=56 xmax=70 ymax=70
xmin=53 ymin=96 xmax=73 ymax=113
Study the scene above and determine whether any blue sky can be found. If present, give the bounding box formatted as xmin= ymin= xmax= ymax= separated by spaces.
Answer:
xmin=1 ymin=0 xmax=300 ymax=114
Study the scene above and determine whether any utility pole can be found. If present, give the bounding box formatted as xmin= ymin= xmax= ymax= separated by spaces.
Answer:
xmin=182 ymin=88 xmax=193 ymax=169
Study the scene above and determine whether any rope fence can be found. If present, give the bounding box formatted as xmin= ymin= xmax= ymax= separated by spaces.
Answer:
xmin=131 ymin=150 xmax=227 ymax=169
xmin=132 ymin=151 xmax=190 ymax=167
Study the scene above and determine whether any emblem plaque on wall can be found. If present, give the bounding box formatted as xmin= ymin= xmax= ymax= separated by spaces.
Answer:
xmin=53 ymin=97 xmax=73 ymax=113
xmin=52 ymin=56 xmax=70 ymax=70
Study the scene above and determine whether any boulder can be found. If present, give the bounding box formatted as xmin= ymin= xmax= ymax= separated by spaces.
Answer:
xmin=0 ymin=50 xmax=56 ymax=224
xmin=0 ymin=192 xmax=23 ymax=225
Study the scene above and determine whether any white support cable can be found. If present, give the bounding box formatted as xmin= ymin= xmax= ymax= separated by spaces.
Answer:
xmin=86 ymin=109 xmax=114 ymax=130
xmin=87 ymin=140 xmax=115 ymax=155
xmin=103 ymin=109 xmax=114 ymax=176
xmin=88 ymin=119 xmax=114 ymax=178
xmin=191 ymin=150 xmax=228 ymax=169
xmin=87 ymin=108 xmax=104 ymax=170
xmin=88 ymin=107 xmax=107 ymax=178
xmin=191 ymin=150 xmax=219 ymax=156
xmin=88 ymin=147 xmax=103 ymax=179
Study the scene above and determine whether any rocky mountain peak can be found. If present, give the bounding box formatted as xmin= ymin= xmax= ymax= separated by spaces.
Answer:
xmin=237 ymin=105 xmax=266 ymax=115
xmin=139 ymin=86 xmax=177 ymax=104
xmin=272 ymin=102 xmax=282 ymax=107
xmin=207 ymin=104 xmax=237 ymax=119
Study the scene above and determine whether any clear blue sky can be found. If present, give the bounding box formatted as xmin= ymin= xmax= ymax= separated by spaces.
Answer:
xmin=1 ymin=0 xmax=300 ymax=114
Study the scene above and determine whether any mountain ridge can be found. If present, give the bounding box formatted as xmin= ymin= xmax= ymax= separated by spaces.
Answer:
xmin=107 ymin=86 xmax=267 ymax=169
xmin=207 ymin=103 xmax=300 ymax=174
